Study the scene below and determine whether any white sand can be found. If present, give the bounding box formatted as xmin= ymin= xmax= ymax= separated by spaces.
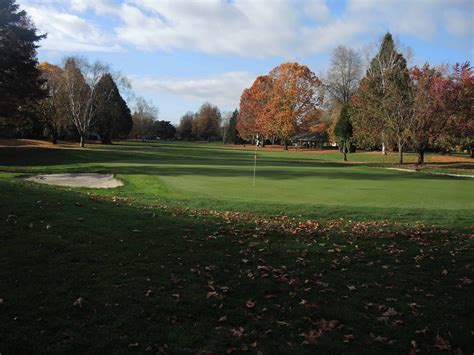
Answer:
xmin=22 ymin=173 xmax=123 ymax=188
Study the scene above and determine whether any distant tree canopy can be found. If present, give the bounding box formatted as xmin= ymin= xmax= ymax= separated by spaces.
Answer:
xmin=325 ymin=46 xmax=363 ymax=104
xmin=237 ymin=62 xmax=323 ymax=149
xmin=192 ymin=102 xmax=221 ymax=141
xmin=131 ymin=97 xmax=158 ymax=141
xmin=0 ymin=0 xmax=45 ymax=125
xmin=177 ymin=112 xmax=195 ymax=140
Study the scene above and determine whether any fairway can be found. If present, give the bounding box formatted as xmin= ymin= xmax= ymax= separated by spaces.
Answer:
xmin=1 ymin=141 xmax=472 ymax=227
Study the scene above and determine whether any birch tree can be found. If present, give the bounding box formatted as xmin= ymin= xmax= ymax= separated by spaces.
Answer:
xmin=325 ymin=46 xmax=363 ymax=104
xmin=131 ymin=97 xmax=158 ymax=141
xmin=61 ymin=57 xmax=110 ymax=147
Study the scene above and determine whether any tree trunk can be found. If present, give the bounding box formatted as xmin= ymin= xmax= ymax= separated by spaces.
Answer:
xmin=381 ymin=132 xmax=386 ymax=155
xmin=398 ymin=144 xmax=403 ymax=164
xmin=51 ymin=131 xmax=58 ymax=145
xmin=343 ymin=140 xmax=347 ymax=161
xmin=470 ymin=148 xmax=474 ymax=158
xmin=80 ymin=135 xmax=85 ymax=148
xmin=417 ymin=148 xmax=425 ymax=165
xmin=284 ymin=140 xmax=288 ymax=150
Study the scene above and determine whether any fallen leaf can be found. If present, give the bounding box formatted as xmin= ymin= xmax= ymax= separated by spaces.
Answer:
xmin=230 ymin=327 xmax=245 ymax=337
xmin=246 ymin=299 xmax=256 ymax=308
xmin=343 ymin=334 xmax=355 ymax=342
xmin=73 ymin=297 xmax=84 ymax=307
xmin=434 ymin=335 xmax=451 ymax=350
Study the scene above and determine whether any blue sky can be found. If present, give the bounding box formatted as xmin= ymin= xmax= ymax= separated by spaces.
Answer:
xmin=19 ymin=0 xmax=474 ymax=124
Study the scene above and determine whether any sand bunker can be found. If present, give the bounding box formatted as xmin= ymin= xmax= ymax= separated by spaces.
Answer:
xmin=22 ymin=173 xmax=123 ymax=188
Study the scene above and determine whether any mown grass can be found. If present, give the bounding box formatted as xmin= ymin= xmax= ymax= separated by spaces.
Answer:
xmin=0 ymin=141 xmax=472 ymax=228
xmin=0 ymin=141 xmax=473 ymax=353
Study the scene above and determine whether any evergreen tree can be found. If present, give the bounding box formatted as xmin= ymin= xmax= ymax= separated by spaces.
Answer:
xmin=334 ymin=103 xmax=353 ymax=161
xmin=94 ymin=74 xmax=132 ymax=144
xmin=0 ymin=0 xmax=45 ymax=121
xmin=154 ymin=120 xmax=176 ymax=140
xmin=225 ymin=109 xmax=239 ymax=144
xmin=352 ymin=33 xmax=413 ymax=163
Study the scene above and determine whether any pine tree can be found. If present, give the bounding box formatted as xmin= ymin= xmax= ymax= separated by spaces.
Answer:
xmin=334 ymin=103 xmax=353 ymax=161
xmin=94 ymin=74 xmax=132 ymax=144
xmin=225 ymin=109 xmax=239 ymax=144
xmin=353 ymin=33 xmax=413 ymax=163
xmin=0 ymin=0 xmax=46 ymax=121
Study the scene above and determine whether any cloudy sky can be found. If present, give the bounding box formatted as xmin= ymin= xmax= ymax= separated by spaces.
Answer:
xmin=19 ymin=0 xmax=474 ymax=123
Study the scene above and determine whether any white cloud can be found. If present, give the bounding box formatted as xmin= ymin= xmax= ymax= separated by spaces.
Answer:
xmin=68 ymin=0 xmax=118 ymax=14
xmin=346 ymin=0 xmax=473 ymax=40
xmin=131 ymin=71 xmax=256 ymax=108
xmin=19 ymin=0 xmax=473 ymax=57
xmin=20 ymin=1 xmax=122 ymax=52
xmin=304 ymin=0 xmax=332 ymax=23
xmin=115 ymin=0 xmax=301 ymax=57
xmin=444 ymin=9 xmax=473 ymax=37
xmin=113 ymin=0 xmax=472 ymax=57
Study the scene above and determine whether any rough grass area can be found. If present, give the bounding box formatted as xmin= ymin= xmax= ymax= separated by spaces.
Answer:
xmin=0 ymin=141 xmax=473 ymax=353
xmin=0 ymin=178 xmax=473 ymax=353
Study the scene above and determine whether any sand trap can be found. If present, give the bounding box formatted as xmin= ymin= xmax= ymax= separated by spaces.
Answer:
xmin=22 ymin=173 xmax=123 ymax=188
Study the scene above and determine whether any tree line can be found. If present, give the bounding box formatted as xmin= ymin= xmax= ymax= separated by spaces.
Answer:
xmin=176 ymin=103 xmax=239 ymax=144
xmin=236 ymin=33 xmax=473 ymax=163
xmin=1 ymin=1 xmax=136 ymax=146
xmin=0 ymin=1 xmax=241 ymax=146
xmin=1 ymin=1 xmax=472 ymax=159
xmin=36 ymin=58 xmax=133 ymax=147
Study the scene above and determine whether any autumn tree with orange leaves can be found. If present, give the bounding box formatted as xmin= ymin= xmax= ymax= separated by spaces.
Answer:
xmin=237 ymin=63 xmax=323 ymax=149
xmin=237 ymin=75 xmax=271 ymax=142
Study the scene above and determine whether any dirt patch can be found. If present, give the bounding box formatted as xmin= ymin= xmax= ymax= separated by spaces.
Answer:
xmin=0 ymin=138 xmax=83 ymax=148
xmin=0 ymin=138 xmax=110 ymax=148
xmin=0 ymin=139 xmax=55 ymax=147
xmin=21 ymin=173 xmax=123 ymax=188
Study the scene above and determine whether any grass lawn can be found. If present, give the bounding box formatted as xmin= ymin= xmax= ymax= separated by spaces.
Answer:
xmin=0 ymin=141 xmax=473 ymax=353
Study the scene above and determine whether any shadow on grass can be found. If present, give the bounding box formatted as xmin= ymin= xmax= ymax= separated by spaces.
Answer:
xmin=1 ymin=177 xmax=473 ymax=353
